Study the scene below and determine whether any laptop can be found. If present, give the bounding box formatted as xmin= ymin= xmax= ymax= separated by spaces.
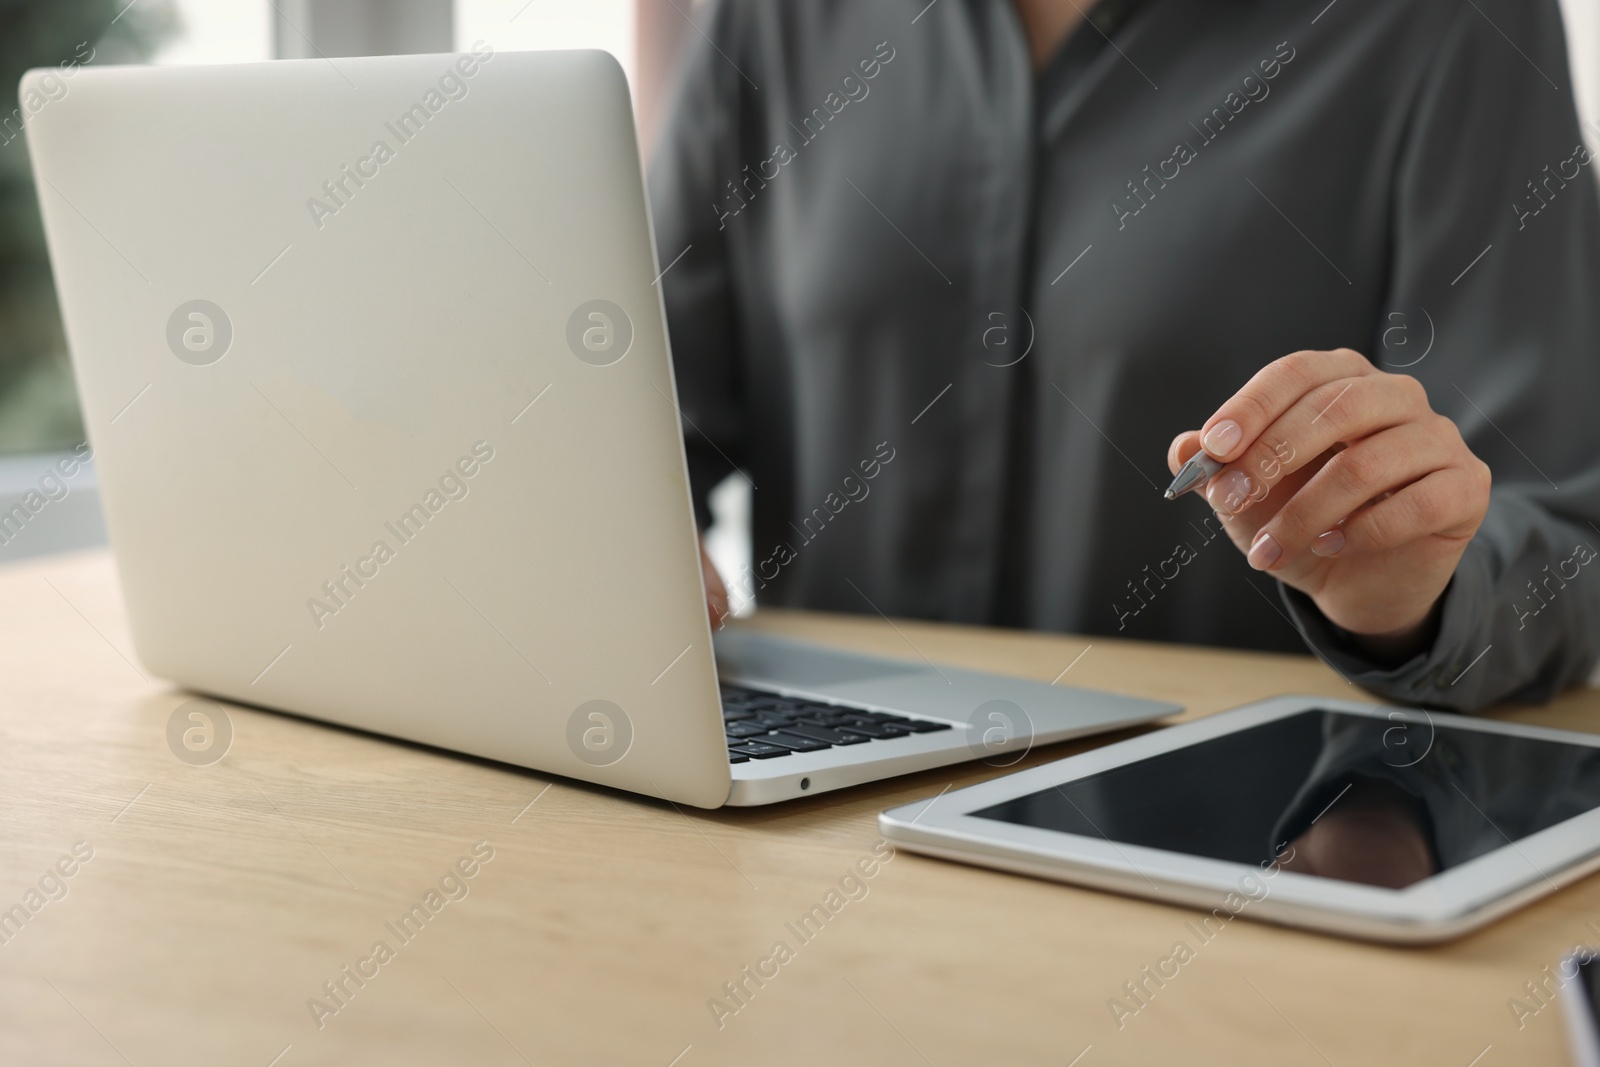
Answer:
xmin=22 ymin=48 xmax=1176 ymax=807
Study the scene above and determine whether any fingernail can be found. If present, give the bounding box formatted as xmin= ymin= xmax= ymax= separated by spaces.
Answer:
xmin=1203 ymin=419 xmax=1242 ymax=457
xmin=1248 ymin=531 xmax=1282 ymax=570
xmin=1206 ymin=469 xmax=1255 ymax=514
xmin=1312 ymin=529 xmax=1346 ymax=557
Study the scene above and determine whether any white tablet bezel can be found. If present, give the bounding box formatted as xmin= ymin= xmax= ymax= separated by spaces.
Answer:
xmin=879 ymin=695 xmax=1600 ymax=943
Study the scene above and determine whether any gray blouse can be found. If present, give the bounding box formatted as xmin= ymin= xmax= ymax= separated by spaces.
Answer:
xmin=648 ymin=0 xmax=1600 ymax=712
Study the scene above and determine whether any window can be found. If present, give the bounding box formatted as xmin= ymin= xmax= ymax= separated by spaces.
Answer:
xmin=456 ymin=0 xmax=635 ymax=89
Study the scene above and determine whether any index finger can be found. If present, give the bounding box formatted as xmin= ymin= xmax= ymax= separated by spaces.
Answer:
xmin=1199 ymin=349 xmax=1374 ymax=462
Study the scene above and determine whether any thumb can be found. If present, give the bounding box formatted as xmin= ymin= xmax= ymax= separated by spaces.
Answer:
xmin=1168 ymin=431 xmax=1203 ymax=475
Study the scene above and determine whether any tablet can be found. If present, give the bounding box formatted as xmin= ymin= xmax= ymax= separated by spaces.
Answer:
xmin=879 ymin=696 xmax=1600 ymax=942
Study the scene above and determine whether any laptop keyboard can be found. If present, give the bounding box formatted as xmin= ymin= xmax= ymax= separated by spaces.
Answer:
xmin=720 ymin=684 xmax=952 ymax=763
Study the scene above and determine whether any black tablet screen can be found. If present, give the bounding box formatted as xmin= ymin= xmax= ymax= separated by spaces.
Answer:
xmin=972 ymin=710 xmax=1600 ymax=889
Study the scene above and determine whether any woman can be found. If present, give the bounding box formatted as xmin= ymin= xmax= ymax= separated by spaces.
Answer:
xmin=649 ymin=0 xmax=1600 ymax=712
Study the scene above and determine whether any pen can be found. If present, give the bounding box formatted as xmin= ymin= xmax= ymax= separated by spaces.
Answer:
xmin=1163 ymin=451 xmax=1224 ymax=500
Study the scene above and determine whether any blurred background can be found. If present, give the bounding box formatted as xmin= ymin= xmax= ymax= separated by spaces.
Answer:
xmin=0 ymin=0 xmax=1595 ymax=575
xmin=0 ymin=0 xmax=709 ymax=562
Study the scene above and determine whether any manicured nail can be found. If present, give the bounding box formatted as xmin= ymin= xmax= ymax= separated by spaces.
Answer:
xmin=1312 ymin=529 xmax=1346 ymax=557
xmin=1206 ymin=470 xmax=1255 ymax=515
xmin=1203 ymin=419 xmax=1242 ymax=458
xmin=1248 ymin=531 xmax=1282 ymax=570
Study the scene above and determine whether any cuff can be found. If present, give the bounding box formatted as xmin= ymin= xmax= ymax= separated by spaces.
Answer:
xmin=1278 ymin=543 xmax=1495 ymax=712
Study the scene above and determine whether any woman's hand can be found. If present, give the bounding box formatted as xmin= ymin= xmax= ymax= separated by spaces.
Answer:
xmin=1168 ymin=349 xmax=1491 ymax=661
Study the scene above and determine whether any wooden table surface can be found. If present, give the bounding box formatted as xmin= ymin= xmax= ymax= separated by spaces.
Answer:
xmin=3 ymin=549 xmax=1599 ymax=1066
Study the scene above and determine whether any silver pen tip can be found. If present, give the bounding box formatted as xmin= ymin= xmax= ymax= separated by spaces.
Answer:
xmin=1162 ymin=450 xmax=1223 ymax=501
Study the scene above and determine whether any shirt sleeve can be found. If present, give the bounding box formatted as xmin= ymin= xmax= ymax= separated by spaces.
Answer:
xmin=1282 ymin=0 xmax=1600 ymax=712
xmin=646 ymin=0 xmax=750 ymax=530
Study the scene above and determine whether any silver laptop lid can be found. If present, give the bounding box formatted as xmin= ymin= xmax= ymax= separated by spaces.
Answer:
xmin=24 ymin=49 xmax=732 ymax=806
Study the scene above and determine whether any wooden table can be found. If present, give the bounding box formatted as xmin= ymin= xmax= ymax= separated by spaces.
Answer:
xmin=3 ymin=549 xmax=1598 ymax=1066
